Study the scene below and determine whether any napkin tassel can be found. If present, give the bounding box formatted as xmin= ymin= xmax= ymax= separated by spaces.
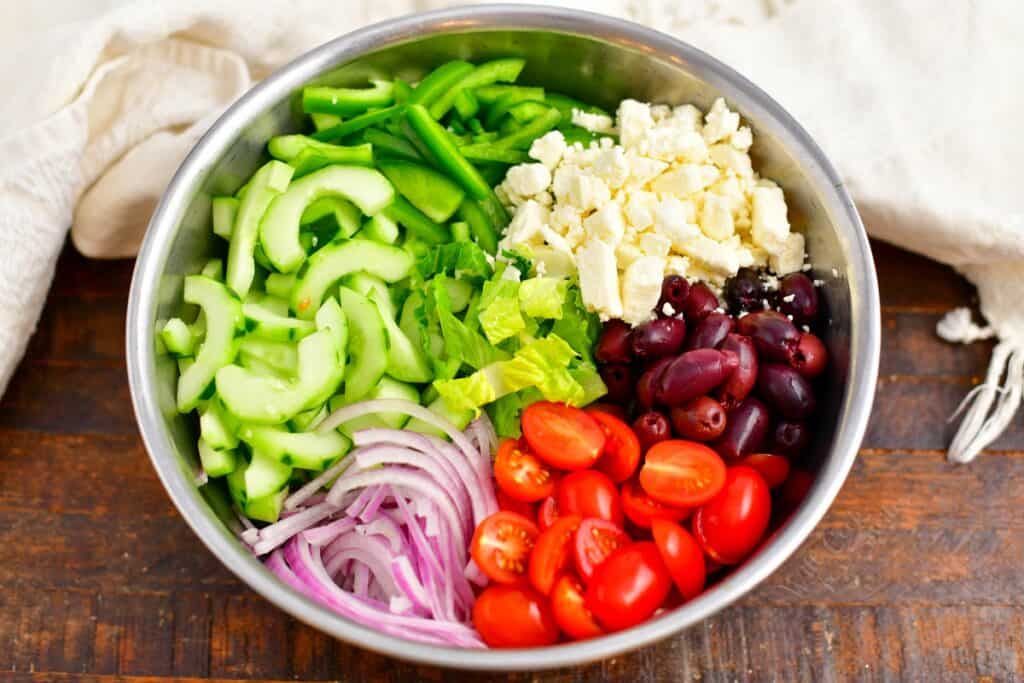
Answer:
xmin=946 ymin=340 xmax=1024 ymax=463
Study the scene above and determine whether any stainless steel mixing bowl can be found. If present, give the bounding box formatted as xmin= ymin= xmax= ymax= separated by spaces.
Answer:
xmin=126 ymin=4 xmax=880 ymax=670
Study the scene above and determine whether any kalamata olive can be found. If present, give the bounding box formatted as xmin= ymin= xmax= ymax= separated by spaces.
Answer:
xmin=599 ymin=363 xmax=634 ymax=404
xmin=736 ymin=310 xmax=801 ymax=362
xmin=725 ymin=268 xmax=765 ymax=313
xmin=670 ymin=396 xmax=727 ymax=441
xmin=791 ymin=333 xmax=828 ymax=378
xmin=758 ymin=363 xmax=817 ymax=420
xmin=716 ymin=333 xmax=759 ymax=410
xmin=686 ymin=312 xmax=734 ymax=350
xmin=596 ymin=320 xmax=634 ymax=364
xmin=655 ymin=349 xmax=739 ymax=407
xmin=713 ymin=396 xmax=770 ymax=461
xmin=633 ymin=411 xmax=672 ymax=451
xmin=771 ymin=420 xmax=809 ymax=458
xmin=779 ymin=273 xmax=819 ymax=325
xmin=631 ymin=317 xmax=687 ymax=360
xmin=684 ymin=282 xmax=719 ymax=322
xmin=636 ymin=357 xmax=673 ymax=409
xmin=658 ymin=275 xmax=691 ymax=313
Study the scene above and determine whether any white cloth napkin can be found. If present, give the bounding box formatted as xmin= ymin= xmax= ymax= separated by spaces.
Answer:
xmin=2 ymin=0 xmax=1019 ymax=462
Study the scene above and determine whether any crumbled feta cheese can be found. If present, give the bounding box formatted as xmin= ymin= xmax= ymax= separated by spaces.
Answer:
xmin=650 ymin=164 xmax=719 ymax=197
xmin=730 ymin=126 xmax=753 ymax=152
xmin=592 ymin=147 xmax=631 ymax=189
xmin=639 ymin=232 xmax=672 ymax=259
xmin=499 ymin=199 xmax=548 ymax=249
xmin=583 ymin=201 xmax=627 ymax=247
xmin=504 ymin=163 xmax=552 ymax=197
xmin=666 ymin=255 xmax=690 ymax=277
xmin=802 ymin=263 xmax=813 ymax=272
xmin=751 ymin=183 xmax=790 ymax=252
xmin=528 ymin=131 xmax=568 ymax=170
xmin=624 ymin=191 xmax=659 ymax=230
xmin=530 ymin=245 xmax=576 ymax=278
xmin=645 ymin=127 xmax=709 ymax=164
xmin=700 ymin=194 xmax=736 ymax=241
xmin=615 ymin=242 xmax=644 ymax=269
xmin=703 ymin=97 xmax=740 ymax=143
xmin=502 ymin=265 xmax=522 ymax=281
xmin=671 ymin=104 xmax=703 ymax=131
xmin=618 ymin=99 xmax=655 ymax=149
xmin=770 ymin=232 xmax=805 ymax=275
xmin=709 ymin=143 xmax=754 ymax=177
xmin=572 ymin=109 xmax=615 ymax=133
xmin=624 ymin=153 xmax=668 ymax=189
xmin=567 ymin=173 xmax=612 ymax=213
xmin=576 ymin=240 xmax=623 ymax=320
xmin=621 ymin=256 xmax=666 ymax=325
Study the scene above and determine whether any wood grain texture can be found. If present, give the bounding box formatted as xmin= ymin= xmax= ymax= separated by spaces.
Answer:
xmin=1 ymin=242 xmax=1022 ymax=683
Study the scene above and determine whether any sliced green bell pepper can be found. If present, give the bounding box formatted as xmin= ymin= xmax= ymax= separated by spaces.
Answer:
xmin=458 ymin=144 xmax=530 ymax=165
xmin=453 ymin=89 xmax=480 ymax=120
xmin=381 ymin=195 xmax=450 ymax=244
xmin=378 ymin=159 xmax=466 ymax=223
xmin=489 ymin=108 xmax=562 ymax=150
xmin=484 ymin=90 xmax=546 ymax=129
xmin=407 ymin=61 xmax=474 ymax=108
xmin=457 ymin=197 xmax=499 ymax=255
xmin=429 ymin=58 xmax=526 ymax=119
xmin=473 ymin=85 xmax=544 ymax=106
xmin=362 ymin=129 xmax=422 ymax=162
xmin=302 ymin=80 xmax=395 ymax=116
xmin=312 ymin=106 xmax=404 ymax=142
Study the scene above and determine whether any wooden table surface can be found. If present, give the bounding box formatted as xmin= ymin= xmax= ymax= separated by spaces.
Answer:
xmin=2 ymin=240 xmax=1021 ymax=683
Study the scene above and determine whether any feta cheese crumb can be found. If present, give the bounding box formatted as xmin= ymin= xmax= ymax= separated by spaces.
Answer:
xmin=576 ymin=240 xmax=623 ymax=320
xmin=936 ymin=307 xmax=995 ymax=344
xmin=583 ymin=201 xmax=627 ymax=247
xmin=504 ymin=163 xmax=552 ymax=197
xmin=572 ymin=108 xmax=615 ymax=133
xmin=703 ymin=97 xmax=740 ymax=143
xmin=528 ymin=131 xmax=568 ymax=170
xmin=621 ymin=256 xmax=666 ymax=325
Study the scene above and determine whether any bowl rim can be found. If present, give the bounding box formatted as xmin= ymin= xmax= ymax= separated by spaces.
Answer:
xmin=127 ymin=3 xmax=880 ymax=671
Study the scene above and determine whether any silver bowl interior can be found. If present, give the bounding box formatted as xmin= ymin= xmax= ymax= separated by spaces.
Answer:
xmin=127 ymin=5 xmax=880 ymax=671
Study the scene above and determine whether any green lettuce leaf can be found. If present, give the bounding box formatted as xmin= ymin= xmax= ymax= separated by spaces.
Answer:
xmin=551 ymin=282 xmax=601 ymax=363
xmin=479 ymin=294 xmax=525 ymax=345
xmin=424 ymin=275 xmax=508 ymax=380
xmin=486 ymin=388 xmax=542 ymax=438
xmin=416 ymin=241 xmax=493 ymax=282
xmin=519 ymin=277 xmax=566 ymax=319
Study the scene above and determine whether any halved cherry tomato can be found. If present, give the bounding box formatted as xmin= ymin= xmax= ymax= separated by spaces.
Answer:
xmin=651 ymin=519 xmax=705 ymax=600
xmin=494 ymin=438 xmax=556 ymax=502
xmin=587 ymin=402 xmax=628 ymax=421
xmin=551 ymin=573 xmax=604 ymax=640
xmin=557 ymin=470 xmax=623 ymax=526
xmin=585 ymin=541 xmax=672 ymax=632
xmin=537 ymin=496 xmax=559 ymax=531
xmin=473 ymin=584 xmax=560 ymax=647
xmin=522 ymin=402 xmax=606 ymax=470
xmin=639 ymin=440 xmax=727 ymax=508
xmin=742 ymin=453 xmax=790 ymax=489
xmin=620 ymin=479 xmax=691 ymax=529
xmin=574 ymin=517 xmax=630 ymax=582
xmin=470 ymin=511 xmax=539 ymax=584
xmin=528 ymin=515 xmax=582 ymax=595
xmin=588 ymin=409 xmax=642 ymax=483
xmin=497 ymin=488 xmax=537 ymax=519
xmin=692 ymin=466 xmax=771 ymax=565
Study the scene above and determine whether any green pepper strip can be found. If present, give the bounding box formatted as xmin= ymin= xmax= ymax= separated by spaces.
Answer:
xmin=405 ymin=104 xmax=498 ymax=203
xmin=473 ymin=85 xmax=544 ymax=105
xmin=268 ymin=135 xmax=373 ymax=163
xmin=362 ymin=129 xmax=423 ymax=162
xmin=382 ymin=196 xmax=450 ymax=244
xmin=407 ymin=61 xmax=474 ymax=108
xmin=312 ymin=106 xmax=403 ymax=142
xmin=450 ymin=221 xmax=471 ymax=243
xmin=453 ymin=90 xmax=480 ymax=120
xmin=393 ymin=79 xmax=413 ymax=103
xmin=458 ymin=144 xmax=530 ymax=165
xmin=544 ymin=93 xmax=610 ymax=120
xmin=484 ymin=90 xmax=546 ymax=129
xmin=448 ymin=118 xmax=468 ymax=135
xmin=507 ymin=100 xmax=553 ymax=124
xmin=457 ymin=197 xmax=498 ymax=255
xmin=428 ymin=58 xmax=526 ymax=120
xmin=467 ymin=117 xmax=485 ymax=135
xmin=302 ymin=80 xmax=395 ymax=116
xmin=489 ymin=108 xmax=562 ymax=150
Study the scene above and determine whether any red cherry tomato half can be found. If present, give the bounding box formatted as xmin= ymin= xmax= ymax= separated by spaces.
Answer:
xmin=588 ymin=409 xmax=642 ymax=483
xmin=585 ymin=541 xmax=672 ymax=632
xmin=472 ymin=584 xmax=560 ymax=648
xmin=522 ymin=402 xmax=607 ymax=470
xmin=528 ymin=515 xmax=582 ymax=596
xmin=494 ymin=438 xmax=556 ymax=502
xmin=574 ymin=517 xmax=630 ymax=582
xmin=742 ymin=453 xmax=791 ymax=489
xmin=497 ymin=488 xmax=537 ymax=519
xmin=620 ymin=479 xmax=691 ymax=529
xmin=639 ymin=440 xmax=727 ymax=508
xmin=551 ymin=573 xmax=604 ymax=640
xmin=587 ymin=402 xmax=629 ymax=421
xmin=557 ymin=470 xmax=623 ymax=526
xmin=650 ymin=519 xmax=706 ymax=601
xmin=692 ymin=466 xmax=771 ymax=565
xmin=537 ymin=496 xmax=559 ymax=531
xmin=470 ymin=511 xmax=539 ymax=584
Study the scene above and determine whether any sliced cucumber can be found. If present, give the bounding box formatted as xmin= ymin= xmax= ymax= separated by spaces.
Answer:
xmin=245 ymin=488 xmax=287 ymax=523
xmin=239 ymin=425 xmax=351 ymax=470
xmin=361 ymin=213 xmax=400 ymax=244
xmin=198 ymin=438 xmax=237 ymax=478
xmin=177 ymin=276 xmax=243 ymax=413
xmin=291 ymin=239 xmax=414 ymax=319
xmin=301 ymin=196 xmax=362 ymax=239
xmin=259 ymin=166 xmax=394 ymax=273
xmin=245 ymin=449 xmax=293 ymax=499
xmin=199 ymin=400 xmax=239 ymax=450
xmin=337 ymin=286 xmax=387 ymax=402
xmin=343 ymin=272 xmax=393 ymax=313
xmin=161 ymin=318 xmax=195 ymax=357
xmin=290 ymin=404 xmax=327 ymax=432
xmin=225 ymin=160 xmax=293 ymax=297
xmin=330 ymin=376 xmax=420 ymax=435
xmin=242 ymin=301 xmax=316 ymax=341
xmin=405 ymin=395 xmax=473 ymax=437
xmin=339 ymin=274 xmax=429 ymax=380
xmin=246 ymin=292 xmax=290 ymax=316
xmin=201 ymin=258 xmax=225 ymax=281
xmin=445 ymin=278 xmax=473 ymax=313
xmin=399 ymin=291 xmax=444 ymax=360
xmin=216 ymin=298 xmax=347 ymax=424
xmin=238 ymin=337 xmax=298 ymax=377
xmin=227 ymin=462 xmax=248 ymax=507
xmin=264 ymin=272 xmax=297 ymax=300
xmin=378 ymin=160 xmax=466 ymax=223
xmin=211 ymin=196 xmax=239 ymax=240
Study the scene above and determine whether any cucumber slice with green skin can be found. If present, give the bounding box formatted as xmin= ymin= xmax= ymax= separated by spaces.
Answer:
xmin=405 ymin=395 xmax=473 ymax=437
xmin=239 ymin=425 xmax=351 ymax=470
xmin=227 ymin=462 xmax=248 ymax=507
xmin=342 ymin=272 xmax=393 ymax=314
xmin=260 ymin=166 xmax=394 ymax=274
xmin=216 ymin=298 xmax=347 ymax=424
xmin=245 ymin=488 xmax=287 ymax=523
xmin=445 ymin=279 xmax=473 ymax=313
xmin=212 ymin=197 xmax=239 ymax=240
xmin=301 ymin=196 xmax=362 ymax=239
xmin=337 ymin=286 xmax=388 ymax=402
xmin=369 ymin=289 xmax=431 ymax=383
xmin=198 ymin=439 xmax=238 ymax=478
xmin=226 ymin=161 xmax=293 ymax=297
xmin=361 ymin=213 xmax=400 ymax=244
xmin=246 ymin=292 xmax=290 ymax=316
xmin=264 ymin=272 xmax=297 ymax=300
xmin=239 ymin=356 xmax=289 ymax=379
xmin=161 ymin=318 xmax=195 ymax=357
xmin=201 ymin=258 xmax=224 ymax=281
xmin=242 ymin=301 xmax=316 ymax=341
xmin=268 ymin=135 xmax=373 ymax=166
xmin=378 ymin=160 xmax=466 ymax=223
xmin=245 ymin=449 xmax=292 ymax=499
xmin=177 ymin=276 xmax=244 ymax=413
xmin=291 ymin=239 xmax=414 ymax=319
xmin=290 ymin=404 xmax=327 ymax=432
xmin=200 ymin=400 xmax=239 ymax=450
xmin=238 ymin=337 xmax=299 ymax=377
xmin=329 ymin=376 xmax=420 ymax=435
xmin=399 ymin=291 xmax=444 ymax=361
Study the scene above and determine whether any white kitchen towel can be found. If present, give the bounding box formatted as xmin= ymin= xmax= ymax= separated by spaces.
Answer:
xmin=0 ymin=0 xmax=1019 ymax=462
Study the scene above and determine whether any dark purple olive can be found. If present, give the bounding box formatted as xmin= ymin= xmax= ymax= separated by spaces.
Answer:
xmin=725 ymin=267 xmax=765 ymax=313
xmin=713 ymin=396 xmax=770 ymax=461
xmin=716 ymin=333 xmax=759 ymax=410
xmin=658 ymin=275 xmax=691 ymax=313
xmin=686 ymin=312 xmax=734 ymax=350
xmin=736 ymin=310 xmax=801 ymax=362
xmin=633 ymin=411 xmax=672 ymax=451
xmin=599 ymin=363 xmax=634 ymax=404
xmin=596 ymin=320 xmax=634 ymax=364
xmin=655 ymin=349 xmax=739 ymax=407
xmin=631 ymin=317 xmax=687 ymax=360
xmin=771 ymin=420 xmax=809 ymax=458
xmin=779 ymin=273 xmax=819 ymax=325
xmin=791 ymin=332 xmax=828 ymax=378
xmin=758 ymin=363 xmax=817 ymax=420
xmin=670 ymin=396 xmax=727 ymax=441
xmin=636 ymin=356 xmax=673 ymax=409
xmin=683 ymin=282 xmax=719 ymax=322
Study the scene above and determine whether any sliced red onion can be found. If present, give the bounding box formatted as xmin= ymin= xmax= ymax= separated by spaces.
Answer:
xmin=353 ymin=562 xmax=371 ymax=597
xmin=345 ymin=485 xmax=377 ymax=519
xmin=266 ymin=549 xmax=317 ymax=600
xmin=323 ymin=535 xmax=400 ymax=598
xmin=241 ymin=527 xmax=261 ymax=546
xmin=358 ymin=485 xmax=391 ymax=522
xmin=465 ymin=558 xmax=488 ymax=587
xmin=285 ymin=455 xmax=353 ymax=511
xmin=392 ymin=555 xmax=433 ymax=613
xmin=251 ymin=501 xmax=339 ymax=556
xmin=354 ymin=446 xmax=470 ymax=525
xmin=356 ymin=516 xmax=405 ymax=553
xmin=389 ymin=595 xmax=414 ymax=615
xmin=303 ymin=517 xmax=357 ymax=547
